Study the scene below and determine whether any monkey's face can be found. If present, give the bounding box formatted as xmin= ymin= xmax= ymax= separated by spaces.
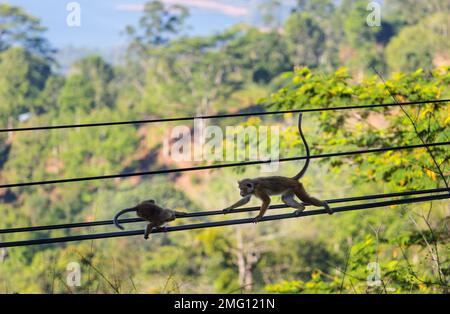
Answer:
xmin=238 ymin=179 xmax=254 ymax=196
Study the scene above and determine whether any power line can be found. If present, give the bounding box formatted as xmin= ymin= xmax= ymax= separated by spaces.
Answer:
xmin=1 ymin=188 xmax=448 ymax=234
xmin=1 ymin=193 xmax=449 ymax=248
xmin=1 ymin=99 xmax=449 ymax=133
xmin=1 ymin=141 xmax=448 ymax=189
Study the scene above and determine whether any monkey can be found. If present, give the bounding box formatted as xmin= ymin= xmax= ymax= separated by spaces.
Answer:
xmin=223 ymin=113 xmax=333 ymax=223
xmin=114 ymin=200 xmax=187 ymax=239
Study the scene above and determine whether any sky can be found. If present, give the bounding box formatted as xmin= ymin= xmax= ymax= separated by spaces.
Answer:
xmin=4 ymin=0 xmax=294 ymax=49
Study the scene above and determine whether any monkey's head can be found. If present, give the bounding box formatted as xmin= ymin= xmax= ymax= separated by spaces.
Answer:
xmin=238 ymin=179 xmax=254 ymax=196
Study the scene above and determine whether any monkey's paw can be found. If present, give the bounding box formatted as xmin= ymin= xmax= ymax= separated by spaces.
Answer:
xmin=253 ymin=216 xmax=263 ymax=224
xmin=325 ymin=205 xmax=334 ymax=215
xmin=327 ymin=208 xmax=334 ymax=215
xmin=222 ymin=208 xmax=232 ymax=214
xmin=144 ymin=234 xmax=149 ymax=240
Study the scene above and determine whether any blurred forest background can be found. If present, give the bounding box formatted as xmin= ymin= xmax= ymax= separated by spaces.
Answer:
xmin=0 ymin=0 xmax=449 ymax=293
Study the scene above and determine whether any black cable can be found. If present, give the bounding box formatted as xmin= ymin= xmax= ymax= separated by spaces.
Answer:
xmin=1 ymin=99 xmax=449 ymax=133
xmin=1 ymin=188 xmax=448 ymax=234
xmin=1 ymin=193 xmax=449 ymax=248
xmin=1 ymin=141 xmax=448 ymax=189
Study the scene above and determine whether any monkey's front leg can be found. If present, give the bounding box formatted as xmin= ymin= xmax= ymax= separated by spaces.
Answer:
xmin=223 ymin=195 xmax=251 ymax=214
xmin=144 ymin=222 xmax=157 ymax=240
xmin=253 ymin=193 xmax=270 ymax=224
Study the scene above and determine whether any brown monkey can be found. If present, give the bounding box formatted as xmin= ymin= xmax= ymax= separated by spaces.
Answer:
xmin=223 ymin=113 xmax=333 ymax=223
xmin=114 ymin=200 xmax=187 ymax=239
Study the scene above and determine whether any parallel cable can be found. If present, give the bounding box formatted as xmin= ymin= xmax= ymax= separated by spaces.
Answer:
xmin=1 ymin=99 xmax=449 ymax=133
xmin=1 ymin=193 xmax=449 ymax=248
xmin=1 ymin=188 xmax=448 ymax=234
xmin=1 ymin=141 xmax=449 ymax=189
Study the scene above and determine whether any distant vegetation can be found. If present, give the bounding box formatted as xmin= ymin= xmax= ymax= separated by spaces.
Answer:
xmin=0 ymin=0 xmax=449 ymax=293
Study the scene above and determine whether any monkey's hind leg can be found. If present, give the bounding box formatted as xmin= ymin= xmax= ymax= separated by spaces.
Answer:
xmin=282 ymin=191 xmax=305 ymax=215
xmin=294 ymin=184 xmax=333 ymax=215
xmin=144 ymin=222 xmax=157 ymax=240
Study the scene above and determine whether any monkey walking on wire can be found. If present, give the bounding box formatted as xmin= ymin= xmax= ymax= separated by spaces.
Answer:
xmin=114 ymin=200 xmax=187 ymax=239
xmin=223 ymin=113 xmax=333 ymax=223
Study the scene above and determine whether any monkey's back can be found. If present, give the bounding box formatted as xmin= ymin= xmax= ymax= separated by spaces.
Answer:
xmin=254 ymin=176 xmax=299 ymax=195
xmin=136 ymin=203 xmax=171 ymax=225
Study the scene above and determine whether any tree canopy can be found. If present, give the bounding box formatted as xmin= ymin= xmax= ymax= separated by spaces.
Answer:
xmin=0 ymin=0 xmax=449 ymax=294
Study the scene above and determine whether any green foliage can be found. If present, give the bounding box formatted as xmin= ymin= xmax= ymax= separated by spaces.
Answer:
xmin=341 ymin=0 xmax=378 ymax=47
xmin=125 ymin=0 xmax=189 ymax=50
xmin=259 ymin=239 xmax=341 ymax=283
xmin=34 ymin=76 xmax=65 ymax=114
xmin=1 ymin=0 xmax=450 ymax=294
xmin=266 ymin=232 xmax=448 ymax=294
xmin=225 ymin=27 xmax=291 ymax=84
xmin=386 ymin=0 xmax=450 ymax=27
xmin=58 ymin=55 xmax=116 ymax=114
xmin=285 ymin=12 xmax=326 ymax=67
xmin=386 ymin=14 xmax=450 ymax=72
xmin=337 ymin=0 xmax=385 ymax=72
xmin=293 ymin=0 xmax=336 ymax=19
xmin=258 ymin=0 xmax=283 ymax=27
xmin=71 ymin=56 xmax=115 ymax=108
xmin=58 ymin=74 xmax=96 ymax=113
xmin=266 ymin=66 xmax=450 ymax=191
xmin=0 ymin=3 xmax=54 ymax=60
xmin=0 ymin=47 xmax=51 ymax=123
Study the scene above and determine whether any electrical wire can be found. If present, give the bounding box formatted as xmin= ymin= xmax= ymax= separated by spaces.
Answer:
xmin=1 ymin=188 xmax=448 ymax=234
xmin=1 ymin=99 xmax=448 ymax=133
xmin=1 ymin=101 xmax=448 ymax=247
xmin=1 ymin=141 xmax=448 ymax=189
xmin=1 ymin=193 xmax=448 ymax=248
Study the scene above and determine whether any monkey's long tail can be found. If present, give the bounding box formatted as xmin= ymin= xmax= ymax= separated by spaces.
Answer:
xmin=292 ymin=113 xmax=310 ymax=181
xmin=113 ymin=207 xmax=137 ymax=230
